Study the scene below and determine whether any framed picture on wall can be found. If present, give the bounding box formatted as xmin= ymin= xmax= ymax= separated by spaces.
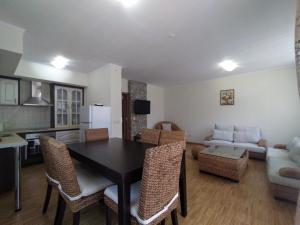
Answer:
xmin=220 ymin=89 xmax=234 ymax=105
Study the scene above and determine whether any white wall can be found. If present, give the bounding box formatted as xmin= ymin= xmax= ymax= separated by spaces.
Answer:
xmin=15 ymin=60 xmax=88 ymax=86
xmin=147 ymin=84 xmax=165 ymax=128
xmin=122 ymin=78 xmax=128 ymax=93
xmin=165 ymin=67 xmax=300 ymax=145
xmin=86 ymin=64 xmax=122 ymax=138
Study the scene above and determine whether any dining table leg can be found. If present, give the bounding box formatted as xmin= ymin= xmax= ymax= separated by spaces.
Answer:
xmin=179 ymin=151 xmax=187 ymax=217
xmin=14 ymin=146 xmax=22 ymax=212
xmin=118 ymin=179 xmax=131 ymax=225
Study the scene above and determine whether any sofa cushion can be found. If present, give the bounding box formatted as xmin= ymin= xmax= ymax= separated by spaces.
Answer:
xmin=233 ymin=142 xmax=266 ymax=153
xmin=287 ymin=137 xmax=300 ymax=151
xmin=279 ymin=167 xmax=300 ymax=180
xmin=288 ymin=142 xmax=300 ymax=166
xmin=215 ymin=124 xmax=234 ymax=132
xmin=267 ymin=156 xmax=300 ymax=189
xmin=233 ymin=131 xmax=260 ymax=144
xmin=203 ymin=139 xmax=233 ymax=147
xmin=267 ymin=148 xmax=289 ymax=162
xmin=212 ymin=129 xmax=233 ymax=142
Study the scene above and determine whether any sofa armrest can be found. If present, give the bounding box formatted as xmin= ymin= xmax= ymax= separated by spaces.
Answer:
xmin=274 ymin=144 xmax=287 ymax=150
xmin=258 ymin=139 xmax=268 ymax=148
xmin=279 ymin=167 xmax=300 ymax=180
xmin=204 ymin=134 xmax=213 ymax=141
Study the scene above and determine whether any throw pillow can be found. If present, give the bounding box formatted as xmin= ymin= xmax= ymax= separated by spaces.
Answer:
xmin=162 ymin=123 xmax=172 ymax=131
xmin=212 ymin=129 xmax=233 ymax=142
xmin=287 ymin=137 xmax=300 ymax=151
xmin=279 ymin=167 xmax=300 ymax=180
xmin=288 ymin=142 xmax=300 ymax=166
xmin=215 ymin=124 xmax=234 ymax=132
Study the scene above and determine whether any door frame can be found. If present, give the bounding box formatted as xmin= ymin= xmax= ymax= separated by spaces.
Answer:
xmin=122 ymin=92 xmax=131 ymax=140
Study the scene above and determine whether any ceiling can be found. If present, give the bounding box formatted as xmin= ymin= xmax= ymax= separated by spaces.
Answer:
xmin=0 ymin=0 xmax=297 ymax=86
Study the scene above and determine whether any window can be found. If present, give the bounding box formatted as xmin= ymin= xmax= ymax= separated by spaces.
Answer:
xmin=54 ymin=85 xmax=83 ymax=127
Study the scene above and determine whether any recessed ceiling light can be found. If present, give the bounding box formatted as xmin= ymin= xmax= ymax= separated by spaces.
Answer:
xmin=219 ymin=60 xmax=239 ymax=72
xmin=51 ymin=56 xmax=69 ymax=70
xmin=116 ymin=0 xmax=139 ymax=8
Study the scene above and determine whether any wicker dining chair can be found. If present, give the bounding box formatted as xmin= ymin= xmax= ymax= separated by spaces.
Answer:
xmin=104 ymin=142 xmax=184 ymax=225
xmin=40 ymin=135 xmax=60 ymax=214
xmin=140 ymin=129 xmax=161 ymax=145
xmin=159 ymin=131 xmax=186 ymax=150
xmin=47 ymin=138 xmax=113 ymax=225
xmin=85 ymin=128 xmax=109 ymax=142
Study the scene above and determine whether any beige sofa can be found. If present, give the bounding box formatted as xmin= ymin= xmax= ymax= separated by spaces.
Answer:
xmin=203 ymin=124 xmax=267 ymax=160
xmin=267 ymin=140 xmax=300 ymax=202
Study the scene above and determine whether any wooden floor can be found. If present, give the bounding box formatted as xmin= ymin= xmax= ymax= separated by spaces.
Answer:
xmin=0 ymin=146 xmax=296 ymax=225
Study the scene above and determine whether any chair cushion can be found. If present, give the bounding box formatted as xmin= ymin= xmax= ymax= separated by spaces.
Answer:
xmin=267 ymin=156 xmax=300 ymax=189
xmin=279 ymin=167 xmax=300 ymax=180
xmin=104 ymin=182 xmax=178 ymax=225
xmin=215 ymin=124 xmax=234 ymax=132
xmin=76 ymin=164 xmax=113 ymax=197
xmin=212 ymin=129 xmax=233 ymax=142
xmin=162 ymin=123 xmax=172 ymax=131
xmin=233 ymin=131 xmax=260 ymax=144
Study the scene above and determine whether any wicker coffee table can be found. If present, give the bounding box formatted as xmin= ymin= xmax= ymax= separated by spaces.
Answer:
xmin=198 ymin=146 xmax=248 ymax=181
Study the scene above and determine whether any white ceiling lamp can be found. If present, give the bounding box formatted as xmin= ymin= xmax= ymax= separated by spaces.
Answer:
xmin=219 ymin=60 xmax=239 ymax=72
xmin=51 ymin=56 xmax=69 ymax=70
xmin=116 ymin=0 xmax=139 ymax=8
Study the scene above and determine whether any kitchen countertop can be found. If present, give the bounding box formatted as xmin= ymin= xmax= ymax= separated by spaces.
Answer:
xmin=0 ymin=133 xmax=27 ymax=148
xmin=5 ymin=127 xmax=80 ymax=135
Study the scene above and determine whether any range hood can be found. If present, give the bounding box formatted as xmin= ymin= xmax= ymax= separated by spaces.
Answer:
xmin=23 ymin=81 xmax=53 ymax=107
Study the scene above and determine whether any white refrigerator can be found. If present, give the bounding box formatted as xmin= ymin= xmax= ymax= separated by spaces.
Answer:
xmin=80 ymin=105 xmax=111 ymax=142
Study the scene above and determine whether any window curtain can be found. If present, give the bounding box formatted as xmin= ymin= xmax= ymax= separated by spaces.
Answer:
xmin=296 ymin=2 xmax=300 ymax=97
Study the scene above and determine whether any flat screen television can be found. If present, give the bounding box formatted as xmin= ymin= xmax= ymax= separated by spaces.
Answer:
xmin=134 ymin=100 xmax=150 ymax=114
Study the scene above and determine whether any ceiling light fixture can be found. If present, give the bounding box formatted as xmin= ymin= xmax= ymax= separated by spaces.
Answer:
xmin=219 ymin=60 xmax=239 ymax=72
xmin=116 ymin=0 xmax=139 ymax=8
xmin=51 ymin=56 xmax=69 ymax=70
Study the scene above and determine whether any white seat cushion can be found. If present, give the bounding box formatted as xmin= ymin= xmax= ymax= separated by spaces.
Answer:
xmin=215 ymin=124 xmax=234 ymax=132
xmin=232 ymin=143 xmax=266 ymax=153
xmin=104 ymin=182 xmax=178 ymax=225
xmin=267 ymin=148 xmax=289 ymax=162
xmin=76 ymin=163 xmax=113 ymax=197
xmin=212 ymin=129 xmax=233 ymax=142
xmin=203 ymin=140 xmax=233 ymax=147
xmin=267 ymin=156 xmax=300 ymax=189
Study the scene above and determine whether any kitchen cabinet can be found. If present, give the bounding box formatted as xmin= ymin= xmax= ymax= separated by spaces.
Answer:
xmin=54 ymin=85 xmax=83 ymax=128
xmin=0 ymin=78 xmax=19 ymax=105
xmin=56 ymin=130 xmax=80 ymax=144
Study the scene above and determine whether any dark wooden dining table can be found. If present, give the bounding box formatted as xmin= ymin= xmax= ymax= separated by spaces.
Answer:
xmin=67 ymin=138 xmax=187 ymax=225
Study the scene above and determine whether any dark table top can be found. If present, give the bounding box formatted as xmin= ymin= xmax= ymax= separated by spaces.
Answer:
xmin=68 ymin=138 xmax=155 ymax=181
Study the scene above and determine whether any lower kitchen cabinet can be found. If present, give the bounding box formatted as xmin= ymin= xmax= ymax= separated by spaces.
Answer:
xmin=56 ymin=130 xmax=80 ymax=144
xmin=0 ymin=148 xmax=15 ymax=193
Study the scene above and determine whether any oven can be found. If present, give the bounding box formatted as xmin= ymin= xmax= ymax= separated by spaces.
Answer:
xmin=22 ymin=132 xmax=56 ymax=167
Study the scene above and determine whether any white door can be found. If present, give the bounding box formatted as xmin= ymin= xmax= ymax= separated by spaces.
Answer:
xmin=0 ymin=79 xmax=18 ymax=105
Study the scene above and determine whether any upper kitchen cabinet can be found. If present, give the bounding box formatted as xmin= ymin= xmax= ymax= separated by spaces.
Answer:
xmin=0 ymin=78 xmax=19 ymax=105
xmin=54 ymin=85 xmax=83 ymax=128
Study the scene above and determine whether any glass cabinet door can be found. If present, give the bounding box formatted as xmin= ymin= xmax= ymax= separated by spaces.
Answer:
xmin=55 ymin=85 xmax=83 ymax=128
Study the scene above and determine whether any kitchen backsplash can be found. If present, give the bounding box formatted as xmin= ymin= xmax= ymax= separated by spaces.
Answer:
xmin=0 ymin=106 xmax=50 ymax=131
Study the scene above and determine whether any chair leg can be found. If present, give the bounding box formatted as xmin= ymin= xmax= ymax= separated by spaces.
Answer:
xmin=73 ymin=211 xmax=80 ymax=225
xmin=161 ymin=219 xmax=166 ymax=225
xmin=54 ymin=195 xmax=66 ymax=225
xmin=105 ymin=205 xmax=112 ymax=225
xmin=171 ymin=209 xmax=179 ymax=225
xmin=43 ymin=183 xmax=53 ymax=214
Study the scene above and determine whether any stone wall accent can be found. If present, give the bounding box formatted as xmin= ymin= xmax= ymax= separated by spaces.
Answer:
xmin=128 ymin=80 xmax=147 ymax=138
xmin=296 ymin=3 xmax=300 ymax=97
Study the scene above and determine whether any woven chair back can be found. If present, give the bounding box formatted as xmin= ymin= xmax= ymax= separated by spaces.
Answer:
xmin=48 ymin=138 xmax=81 ymax=198
xmin=138 ymin=142 xmax=184 ymax=220
xmin=140 ymin=129 xmax=161 ymax=145
xmin=40 ymin=135 xmax=59 ymax=181
xmin=159 ymin=130 xmax=186 ymax=149
xmin=85 ymin=128 xmax=109 ymax=142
